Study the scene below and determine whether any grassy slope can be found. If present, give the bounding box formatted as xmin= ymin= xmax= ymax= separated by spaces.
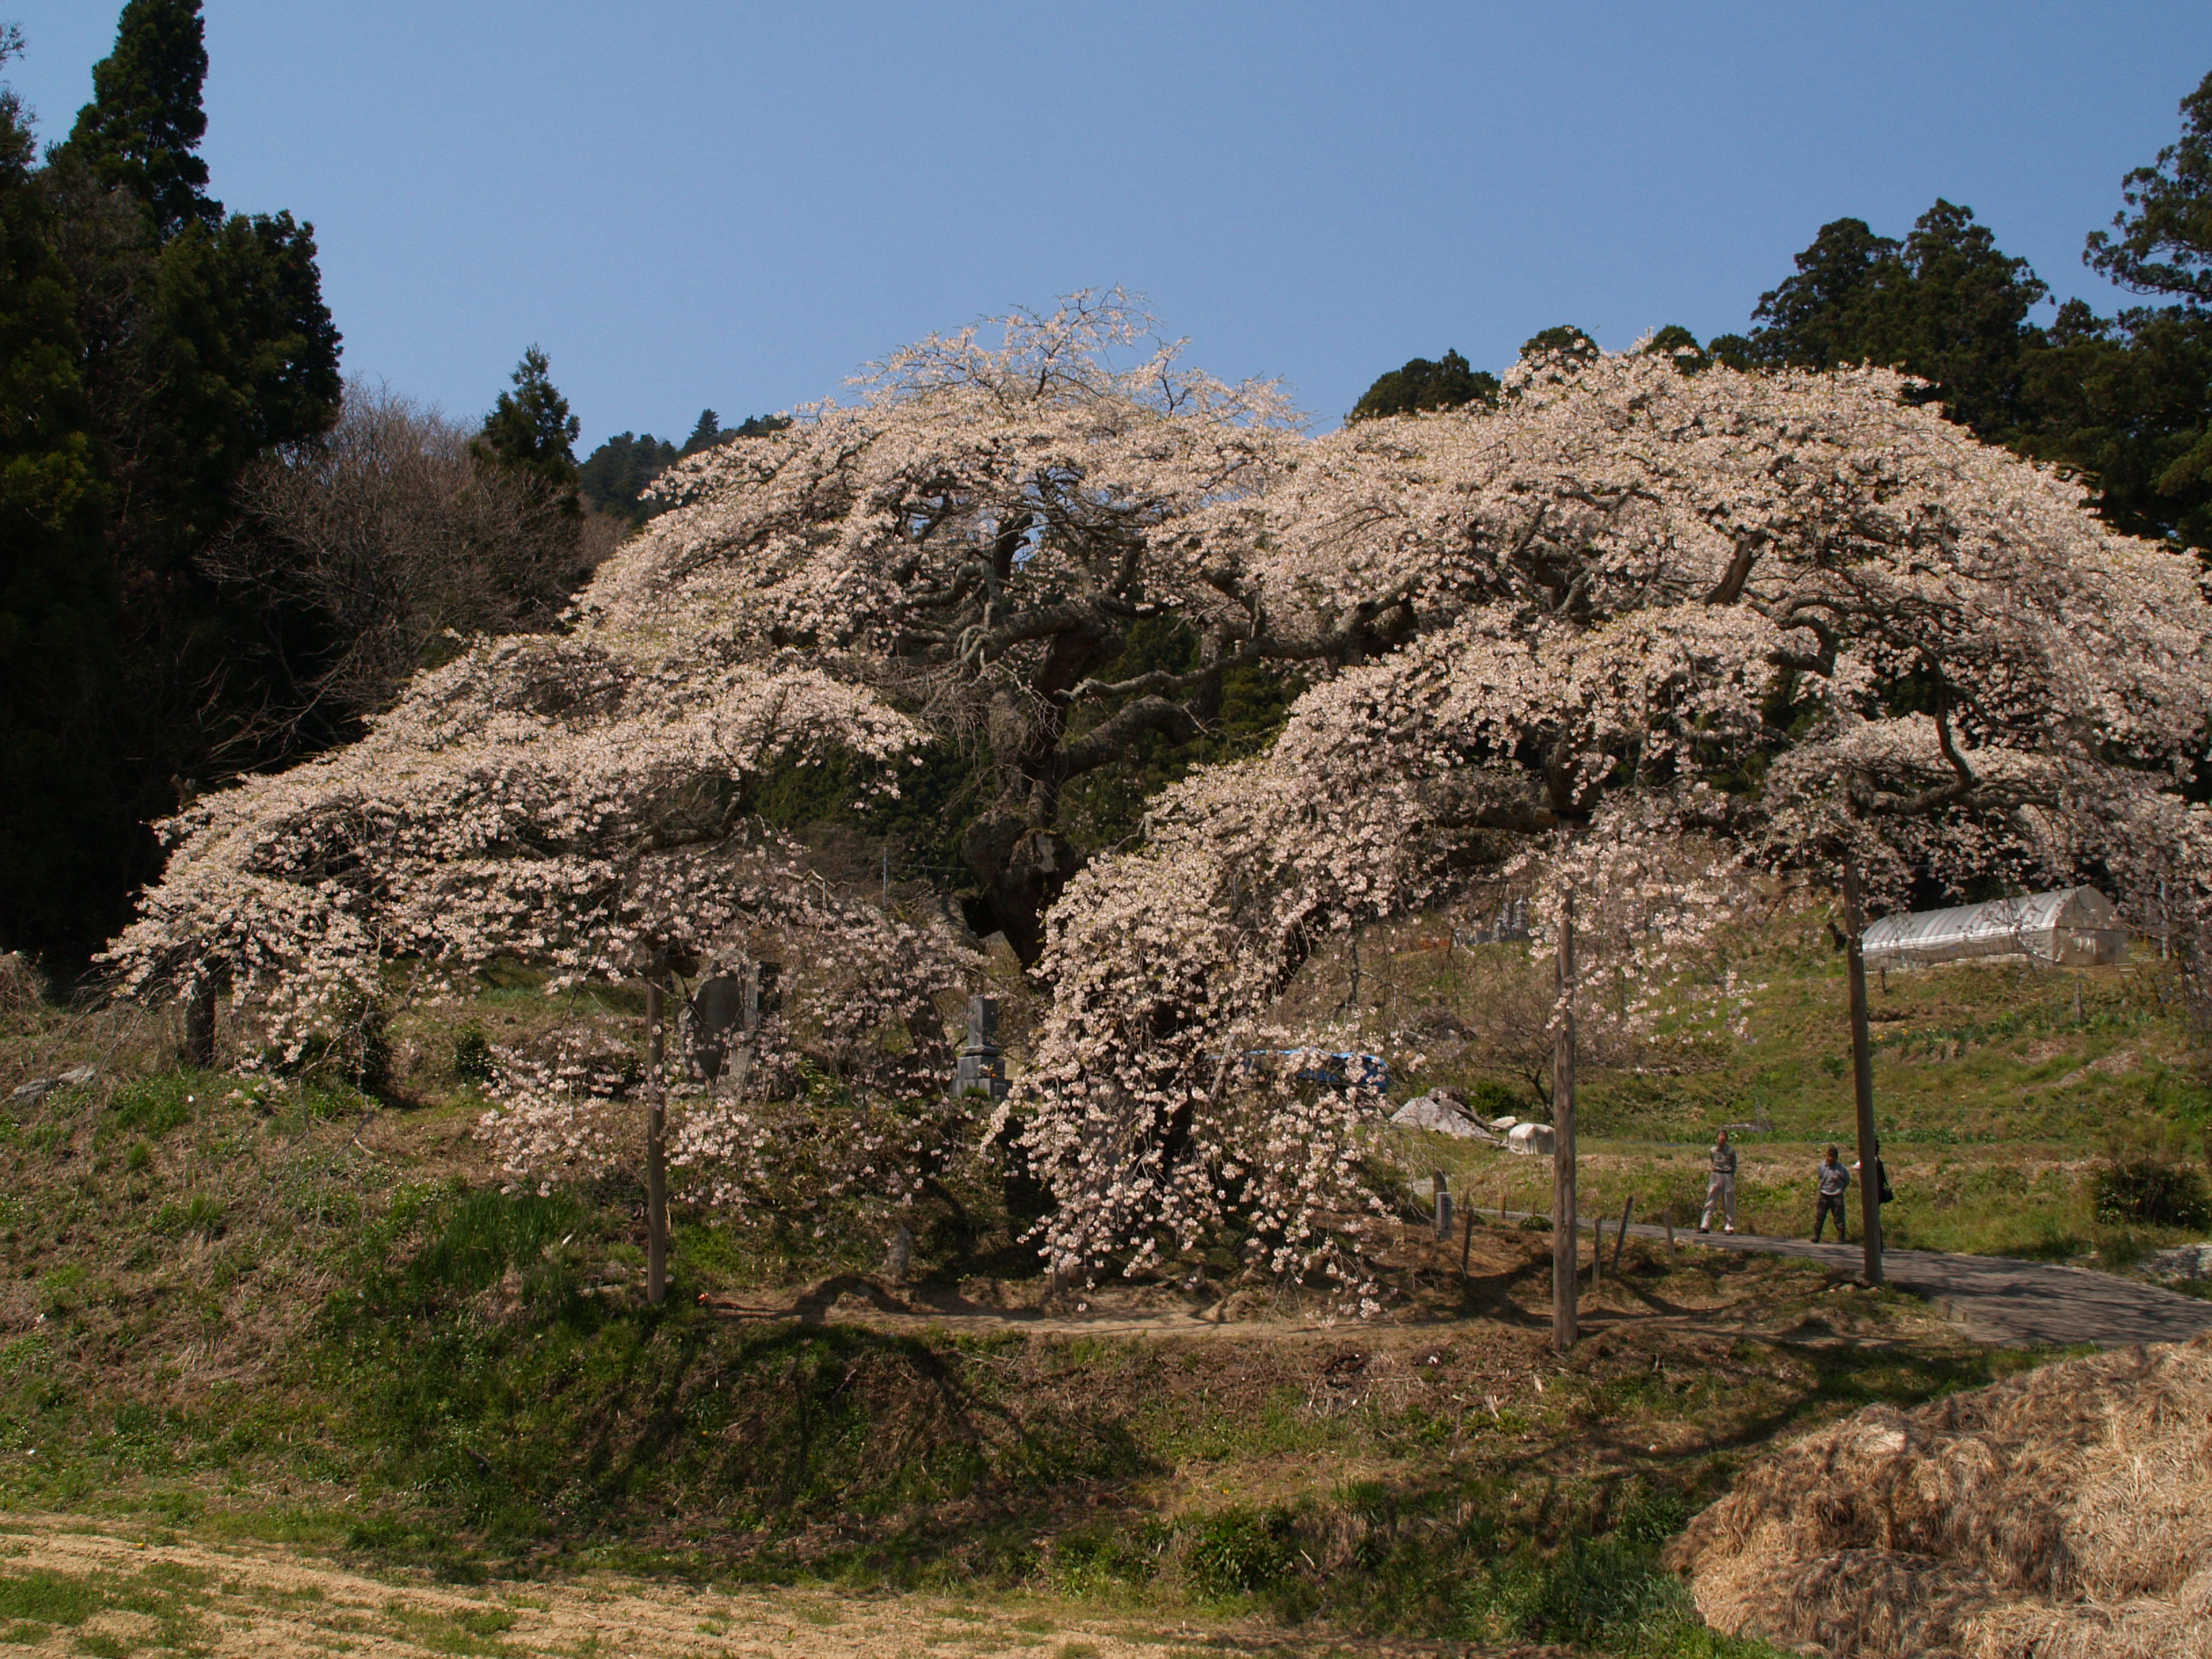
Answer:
xmin=1296 ymin=905 xmax=2211 ymax=1269
xmin=1 ymin=909 xmax=2199 ymax=1657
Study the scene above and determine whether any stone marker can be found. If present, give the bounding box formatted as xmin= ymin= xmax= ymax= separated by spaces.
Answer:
xmin=952 ymin=995 xmax=1006 ymax=1101
xmin=1391 ymin=1090 xmax=1499 ymax=1141
xmin=689 ymin=975 xmax=745 ymax=1081
xmin=689 ymin=960 xmax=781 ymax=1086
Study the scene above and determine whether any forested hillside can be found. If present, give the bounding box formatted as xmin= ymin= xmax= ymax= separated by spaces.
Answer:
xmin=1356 ymin=72 xmax=2212 ymax=558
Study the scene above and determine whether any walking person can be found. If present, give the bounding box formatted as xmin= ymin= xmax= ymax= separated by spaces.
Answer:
xmin=1812 ymin=1145 xmax=1851 ymax=1242
xmin=1852 ymin=1142 xmax=1895 ymax=1208
xmin=1698 ymin=1128 xmax=1738 ymax=1234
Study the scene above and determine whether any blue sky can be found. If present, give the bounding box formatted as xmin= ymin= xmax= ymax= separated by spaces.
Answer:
xmin=7 ymin=2 xmax=2211 ymax=447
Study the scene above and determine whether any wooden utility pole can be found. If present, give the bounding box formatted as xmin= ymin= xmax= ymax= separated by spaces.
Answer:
xmin=1840 ymin=863 xmax=1884 ymax=1286
xmin=645 ymin=946 xmax=669 ymax=1307
xmin=1553 ymin=892 xmax=1578 ymax=1354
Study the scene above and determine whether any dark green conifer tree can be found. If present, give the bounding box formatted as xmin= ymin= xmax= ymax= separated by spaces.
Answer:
xmin=1718 ymin=202 xmax=2047 ymax=436
xmin=1519 ymin=324 xmax=1600 ymax=362
xmin=682 ymin=408 xmax=722 ymax=453
xmin=0 ymin=2 xmax=343 ymax=966
xmin=1641 ymin=324 xmax=1710 ymax=371
xmin=577 ymin=431 xmax=678 ymax=524
xmin=2087 ymin=68 xmax=2212 ymax=302
xmin=478 ymin=346 xmax=581 ymax=504
xmin=2022 ymin=70 xmax=2212 ymax=553
xmin=0 ymin=29 xmax=128 ymax=963
xmin=1347 ymin=349 xmax=1498 ymax=422
xmin=56 ymin=0 xmax=216 ymax=237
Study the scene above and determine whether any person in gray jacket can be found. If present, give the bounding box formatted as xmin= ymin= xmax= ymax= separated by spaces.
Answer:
xmin=1813 ymin=1145 xmax=1851 ymax=1242
xmin=1698 ymin=1129 xmax=1737 ymax=1234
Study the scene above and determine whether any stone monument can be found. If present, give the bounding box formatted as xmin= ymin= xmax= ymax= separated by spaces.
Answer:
xmin=951 ymin=994 xmax=1006 ymax=1101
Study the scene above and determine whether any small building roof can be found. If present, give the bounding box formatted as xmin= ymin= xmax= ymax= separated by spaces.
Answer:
xmin=1861 ymin=886 xmax=2116 ymax=955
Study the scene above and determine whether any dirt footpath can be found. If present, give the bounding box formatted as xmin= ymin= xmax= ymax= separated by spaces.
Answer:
xmin=1622 ymin=1225 xmax=2212 ymax=1347
xmin=0 ymin=1518 xmax=1530 ymax=1658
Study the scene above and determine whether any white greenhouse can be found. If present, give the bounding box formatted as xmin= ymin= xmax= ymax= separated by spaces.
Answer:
xmin=1860 ymin=886 xmax=2128 ymax=970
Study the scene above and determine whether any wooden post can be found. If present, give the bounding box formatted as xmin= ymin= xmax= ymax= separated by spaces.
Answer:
xmin=1553 ymin=892 xmax=1578 ymax=1354
xmin=1460 ymin=1206 xmax=1475 ymax=1278
xmin=646 ymin=946 xmax=668 ymax=1307
xmin=1664 ymin=1207 xmax=1675 ymax=1250
xmin=1433 ymin=1170 xmax=1452 ymax=1241
xmin=1612 ymin=1196 xmax=1635 ymax=1275
xmin=1841 ymin=863 xmax=1885 ymax=1286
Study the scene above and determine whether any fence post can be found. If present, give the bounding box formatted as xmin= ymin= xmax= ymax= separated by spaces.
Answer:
xmin=1553 ymin=892 xmax=1578 ymax=1354
xmin=1841 ymin=862 xmax=1885 ymax=1286
xmin=646 ymin=946 xmax=668 ymax=1307
xmin=1613 ymin=1195 xmax=1634 ymax=1275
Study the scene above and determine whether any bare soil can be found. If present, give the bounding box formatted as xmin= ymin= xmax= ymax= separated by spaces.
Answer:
xmin=0 ymin=1515 xmax=1552 ymax=1658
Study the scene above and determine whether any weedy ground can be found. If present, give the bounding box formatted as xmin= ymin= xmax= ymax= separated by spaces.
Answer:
xmin=0 ymin=903 xmax=2198 ymax=1657
xmin=1288 ymin=900 xmax=2212 ymax=1274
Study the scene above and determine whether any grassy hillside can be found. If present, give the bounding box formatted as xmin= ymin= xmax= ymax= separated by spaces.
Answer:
xmin=1279 ymin=902 xmax=2212 ymax=1272
xmin=0 ymin=905 xmax=2200 ymax=1656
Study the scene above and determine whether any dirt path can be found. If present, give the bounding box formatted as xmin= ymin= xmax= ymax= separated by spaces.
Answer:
xmin=1597 ymin=1218 xmax=2212 ymax=1348
xmin=0 ymin=1517 xmax=1522 ymax=1659
xmin=703 ymin=1275 xmax=1349 ymax=1339
xmin=704 ymin=1225 xmax=2212 ymax=1353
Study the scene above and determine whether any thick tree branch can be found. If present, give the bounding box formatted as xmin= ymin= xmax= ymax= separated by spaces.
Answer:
xmin=1058 ymin=696 xmax=1204 ymax=777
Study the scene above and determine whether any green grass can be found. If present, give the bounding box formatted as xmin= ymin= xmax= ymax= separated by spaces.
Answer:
xmin=0 ymin=1122 xmax=2031 ymax=1650
xmin=0 ymin=1559 xmax=217 ymax=1654
xmin=1367 ymin=927 xmax=2212 ymax=1274
xmin=0 ymin=1567 xmax=100 ymax=1624
xmin=1 ymin=918 xmax=2194 ymax=1658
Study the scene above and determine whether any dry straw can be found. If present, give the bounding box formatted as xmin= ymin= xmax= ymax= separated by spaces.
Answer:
xmin=0 ymin=951 xmax=44 ymax=1013
xmin=1666 ymin=1332 xmax=2212 ymax=1658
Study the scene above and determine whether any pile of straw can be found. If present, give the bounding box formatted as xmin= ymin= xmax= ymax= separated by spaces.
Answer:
xmin=1666 ymin=1332 xmax=2212 ymax=1658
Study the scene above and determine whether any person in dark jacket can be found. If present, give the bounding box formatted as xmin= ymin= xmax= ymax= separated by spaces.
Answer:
xmin=1813 ymin=1145 xmax=1850 ymax=1242
xmin=1698 ymin=1129 xmax=1738 ymax=1234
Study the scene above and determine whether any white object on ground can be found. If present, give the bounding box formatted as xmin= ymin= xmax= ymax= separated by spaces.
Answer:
xmin=1507 ymin=1122 xmax=1555 ymax=1157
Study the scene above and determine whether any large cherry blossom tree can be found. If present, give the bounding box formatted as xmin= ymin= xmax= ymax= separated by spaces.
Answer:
xmin=596 ymin=291 xmax=1366 ymax=961
xmin=106 ymin=312 xmax=2212 ymax=1296
xmin=1012 ymin=341 xmax=2212 ymax=1289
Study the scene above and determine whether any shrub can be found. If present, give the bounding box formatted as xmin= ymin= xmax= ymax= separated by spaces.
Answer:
xmin=0 ymin=952 xmax=44 ymax=1012
xmin=1465 ymin=1078 xmax=1534 ymax=1119
xmin=452 ymin=1025 xmax=494 ymax=1084
xmin=2092 ymin=1158 xmax=2212 ymax=1229
xmin=1183 ymin=1507 xmax=1297 ymax=1598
